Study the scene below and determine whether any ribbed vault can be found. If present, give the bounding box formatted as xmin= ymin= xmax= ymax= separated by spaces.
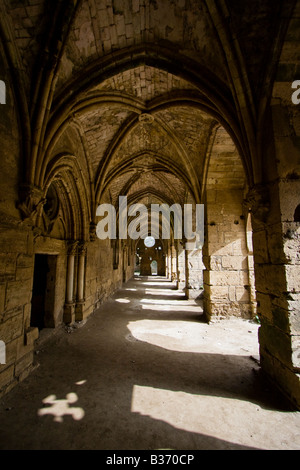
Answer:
xmin=0 ymin=0 xmax=300 ymax=412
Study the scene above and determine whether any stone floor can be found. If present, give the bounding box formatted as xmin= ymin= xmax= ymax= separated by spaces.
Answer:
xmin=0 ymin=276 xmax=299 ymax=450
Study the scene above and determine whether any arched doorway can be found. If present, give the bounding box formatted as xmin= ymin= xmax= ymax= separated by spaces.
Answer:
xmin=136 ymin=237 xmax=166 ymax=277
xmin=151 ymin=260 xmax=158 ymax=275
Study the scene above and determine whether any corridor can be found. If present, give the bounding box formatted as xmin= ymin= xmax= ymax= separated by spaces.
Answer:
xmin=0 ymin=276 xmax=299 ymax=450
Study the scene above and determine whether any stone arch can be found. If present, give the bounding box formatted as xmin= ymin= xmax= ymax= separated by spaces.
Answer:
xmin=202 ymin=125 xmax=253 ymax=321
xmin=46 ymin=45 xmax=254 ymax=186
xmin=0 ymin=11 xmax=31 ymax=170
xmin=41 ymin=153 xmax=91 ymax=242
xmin=0 ymin=0 xmax=300 ymax=412
xmin=136 ymin=238 xmax=165 ymax=277
xmin=248 ymin=1 xmax=300 ymax=408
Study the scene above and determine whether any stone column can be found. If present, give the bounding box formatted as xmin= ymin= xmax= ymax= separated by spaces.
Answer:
xmin=122 ymin=242 xmax=127 ymax=282
xmin=167 ymin=245 xmax=172 ymax=279
xmin=184 ymin=245 xmax=190 ymax=298
xmin=76 ymin=242 xmax=87 ymax=321
xmin=247 ymin=182 xmax=300 ymax=409
xmin=203 ymin=188 xmax=252 ymax=322
xmin=245 ymin=214 xmax=257 ymax=317
xmin=64 ymin=241 xmax=78 ymax=324
xmin=171 ymin=243 xmax=178 ymax=288
xmin=185 ymin=248 xmax=204 ymax=300
xmin=177 ymin=241 xmax=186 ymax=291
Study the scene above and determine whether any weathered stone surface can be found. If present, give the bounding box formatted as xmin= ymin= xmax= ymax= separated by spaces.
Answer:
xmin=5 ymin=280 xmax=33 ymax=311
xmin=0 ymin=312 xmax=23 ymax=344
xmin=0 ymin=365 xmax=14 ymax=391
xmin=259 ymin=322 xmax=293 ymax=368
xmin=0 ymin=0 xmax=299 ymax=410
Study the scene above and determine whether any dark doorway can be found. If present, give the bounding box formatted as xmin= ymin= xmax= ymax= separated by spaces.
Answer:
xmin=31 ymin=254 xmax=56 ymax=330
xmin=294 ymin=204 xmax=300 ymax=222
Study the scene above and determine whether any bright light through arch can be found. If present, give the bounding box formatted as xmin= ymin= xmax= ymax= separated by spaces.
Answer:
xmin=144 ymin=236 xmax=155 ymax=248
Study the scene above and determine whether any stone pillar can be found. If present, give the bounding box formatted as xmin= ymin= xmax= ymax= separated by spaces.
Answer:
xmin=76 ymin=242 xmax=87 ymax=321
xmin=203 ymin=188 xmax=252 ymax=322
xmin=246 ymin=182 xmax=300 ymax=409
xmin=122 ymin=243 xmax=126 ymax=282
xmin=177 ymin=241 xmax=186 ymax=291
xmin=159 ymin=252 xmax=166 ymax=276
xmin=246 ymin=214 xmax=257 ymax=317
xmin=168 ymin=246 xmax=172 ymax=279
xmin=64 ymin=241 xmax=78 ymax=324
xmin=186 ymin=248 xmax=204 ymax=299
xmin=167 ymin=245 xmax=172 ymax=279
xmin=184 ymin=245 xmax=190 ymax=298
xmin=171 ymin=243 xmax=178 ymax=288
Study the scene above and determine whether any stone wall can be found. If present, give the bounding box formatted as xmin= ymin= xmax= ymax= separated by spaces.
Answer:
xmin=252 ymin=8 xmax=300 ymax=406
xmin=0 ymin=224 xmax=37 ymax=396
xmin=0 ymin=59 xmax=38 ymax=396
xmin=0 ymin=226 xmax=131 ymax=396
xmin=251 ymin=180 xmax=300 ymax=408
xmin=0 ymin=0 xmax=299 ymax=409
xmin=202 ymin=127 xmax=253 ymax=321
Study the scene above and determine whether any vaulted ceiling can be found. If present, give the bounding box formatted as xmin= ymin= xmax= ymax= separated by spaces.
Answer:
xmin=0 ymin=0 xmax=298 ymax=240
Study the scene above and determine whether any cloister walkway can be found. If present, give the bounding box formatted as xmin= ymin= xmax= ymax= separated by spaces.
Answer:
xmin=0 ymin=276 xmax=299 ymax=450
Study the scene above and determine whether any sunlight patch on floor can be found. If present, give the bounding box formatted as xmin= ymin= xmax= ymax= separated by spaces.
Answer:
xmin=37 ymin=393 xmax=85 ymax=423
xmin=141 ymin=298 xmax=183 ymax=305
xmin=115 ymin=298 xmax=131 ymax=304
xmin=145 ymin=289 xmax=184 ymax=297
xmin=141 ymin=282 xmax=174 ymax=288
xmin=140 ymin=298 xmax=200 ymax=313
xmin=127 ymin=319 xmax=259 ymax=355
xmin=141 ymin=303 xmax=201 ymax=313
xmin=131 ymin=385 xmax=300 ymax=450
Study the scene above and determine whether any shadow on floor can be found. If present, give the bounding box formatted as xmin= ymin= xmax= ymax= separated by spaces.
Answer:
xmin=0 ymin=277 xmax=298 ymax=450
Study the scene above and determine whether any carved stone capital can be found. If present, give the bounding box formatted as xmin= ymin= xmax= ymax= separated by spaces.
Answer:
xmin=243 ymin=185 xmax=270 ymax=223
xmin=67 ymin=240 xmax=78 ymax=256
xmin=17 ymin=184 xmax=46 ymax=221
xmin=78 ymin=242 xmax=87 ymax=256
xmin=180 ymin=238 xmax=187 ymax=248
xmin=89 ymin=222 xmax=97 ymax=242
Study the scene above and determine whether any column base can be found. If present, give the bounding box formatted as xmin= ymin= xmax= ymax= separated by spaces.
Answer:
xmin=203 ymin=296 xmax=253 ymax=322
xmin=187 ymin=288 xmax=204 ymax=300
xmin=75 ymin=301 xmax=85 ymax=322
xmin=260 ymin=347 xmax=300 ymax=410
xmin=63 ymin=303 xmax=76 ymax=324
